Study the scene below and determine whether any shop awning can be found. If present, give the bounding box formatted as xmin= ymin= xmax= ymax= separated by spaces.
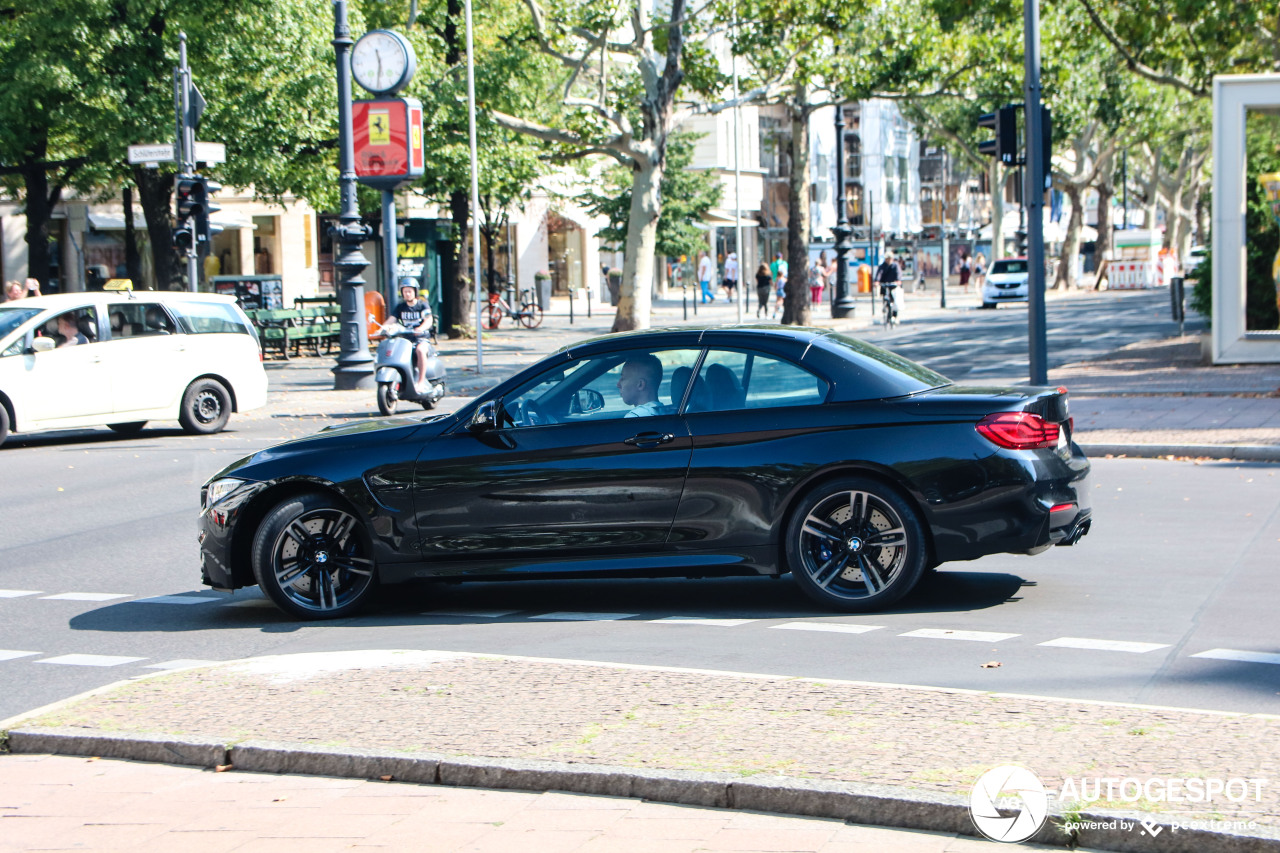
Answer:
xmin=701 ymin=208 xmax=759 ymax=228
xmin=88 ymin=211 xmax=256 ymax=231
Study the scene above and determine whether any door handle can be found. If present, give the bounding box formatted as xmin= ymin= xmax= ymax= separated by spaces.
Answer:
xmin=624 ymin=432 xmax=675 ymax=447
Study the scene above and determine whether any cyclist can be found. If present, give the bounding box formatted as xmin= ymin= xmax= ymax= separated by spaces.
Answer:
xmin=874 ymin=252 xmax=900 ymax=326
xmin=391 ymin=282 xmax=432 ymax=388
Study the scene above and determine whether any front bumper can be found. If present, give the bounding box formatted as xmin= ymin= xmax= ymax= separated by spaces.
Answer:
xmin=198 ymin=480 xmax=268 ymax=590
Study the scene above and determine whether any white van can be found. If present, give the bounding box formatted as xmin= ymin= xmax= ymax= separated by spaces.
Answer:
xmin=0 ymin=291 xmax=267 ymax=447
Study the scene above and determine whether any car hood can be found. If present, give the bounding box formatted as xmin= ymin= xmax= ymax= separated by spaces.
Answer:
xmin=987 ymin=273 xmax=1027 ymax=283
xmin=210 ymin=413 xmax=455 ymax=483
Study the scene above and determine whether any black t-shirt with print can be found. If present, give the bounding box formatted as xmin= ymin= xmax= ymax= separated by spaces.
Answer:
xmin=393 ymin=300 xmax=429 ymax=333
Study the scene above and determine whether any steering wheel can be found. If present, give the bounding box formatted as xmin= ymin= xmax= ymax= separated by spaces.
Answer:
xmin=522 ymin=399 xmax=554 ymax=426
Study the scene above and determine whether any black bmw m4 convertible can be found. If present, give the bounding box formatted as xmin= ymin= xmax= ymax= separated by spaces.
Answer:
xmin=199 ymin=326 xmax=1091 ymax=619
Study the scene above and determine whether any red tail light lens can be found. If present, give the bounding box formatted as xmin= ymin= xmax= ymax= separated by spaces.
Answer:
xmin=976 ymin=412 xmax=1060 ymax=449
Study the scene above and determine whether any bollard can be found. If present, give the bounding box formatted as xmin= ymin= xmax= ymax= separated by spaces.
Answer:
xmin=682 ymin=286 xmax=688 ymax=321
xmin=569 ymin=287 xmax=575 ymax=325
xmin=1170 ymin=275 xmax=1185 ymax=337
xmin=587 ymin=286 xmax=592 ymax=318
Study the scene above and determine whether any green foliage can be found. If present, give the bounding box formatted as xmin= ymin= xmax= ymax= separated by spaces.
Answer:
xmin=1190 ymin=114 xmax=1280 ymax=331
xmin=577 ymin=133 xmax=721 ymax=260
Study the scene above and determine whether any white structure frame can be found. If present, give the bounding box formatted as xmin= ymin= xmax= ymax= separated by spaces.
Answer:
xmin=1211 ymin=74 xmax=1280 ymax=363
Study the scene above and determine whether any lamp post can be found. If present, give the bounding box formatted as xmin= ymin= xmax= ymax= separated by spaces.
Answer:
xmin=330 ymin=0 xmax=375 ymax=390
xmin=830 ymin=102 xmax=855 ymax=318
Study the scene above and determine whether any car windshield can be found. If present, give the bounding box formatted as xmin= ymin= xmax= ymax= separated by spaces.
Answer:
xmin=0 ymin=306 xmax=41 ymax=339
xmin=991 ymin=260 xmax=1027 ymax=274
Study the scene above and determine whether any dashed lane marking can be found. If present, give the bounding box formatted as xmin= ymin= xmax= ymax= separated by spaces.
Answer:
xmin=35 ymin=654 xmax=148 ymax=667
xmin=423 ymin=610 xmax=521 ymax=619
xmin=900 ymin=628 xmax=1021 ymax=642
xmin=0 ymin=590 xmax=42 ymax=598
xmin=0 ymin=650 xmax=39 ymax=661
xmin=649 ymin=617 xmax=757 ymax=627
xmin=1191 ymin=648 xmax=1280 ymax=666
xmin=39 ymin=593 xmax=131 ymax=602
xmin=1039 ymin=637 xmax=1170 ymax=654
xmin=529 ymin=612 xmax=639 ymax=621
xmin=772 ymin=622 xmax=884 ymax=634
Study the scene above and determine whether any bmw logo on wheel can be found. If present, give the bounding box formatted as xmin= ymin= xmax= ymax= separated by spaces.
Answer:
xmin=969 ymin=765 xmax=1049 ymax=843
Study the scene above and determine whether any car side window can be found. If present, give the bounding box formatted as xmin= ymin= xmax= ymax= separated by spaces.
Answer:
xmin=108 ymin=303 xmax=173 ymax=339
xmin=40 ymin=308 xmax=100 ymax=348
xmin=686 ymin=349 xmax=828 ymax=413
xmin=501 ymin=347 xmax=701 ymax=427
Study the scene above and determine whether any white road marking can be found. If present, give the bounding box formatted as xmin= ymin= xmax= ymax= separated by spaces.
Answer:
xmin=145 ymin=659 xmax=222 ymax=670
xmin=0 ymin=650 xmax=40 ymax=661
xmin=423 ymin=609 xmax=520 ymax=619
xmin=772 ymin=622 xmax=884 ymax=634
xmin=1039 ymin=637 xmax=1170 ymax=654
xmin=530 ymin=612 xmax=638 ymax=621
xmin=131 ymin=595 xmax=219 ymax=606
xmin=36 ymin=654 xmax=147 ymax=667
xmin=1191 ymin=648 xmax=1280 ymax=666
xmin=649 ymin=617 xmax=756 ymax=627
xmin=0 ymin=590 xmax=42 ymax=598
xmin=900 ymin=628 xmax=1020 ymax=642
xmin=39 ymin=593 xmax=130 ymax=602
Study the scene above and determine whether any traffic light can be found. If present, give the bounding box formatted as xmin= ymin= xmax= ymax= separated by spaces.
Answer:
xmin=192 ymin=177 xmax=222 ymax=258
xmin=977 ymin=106 xmax=1019 ymax=165
xmin=173 ymin=175 xmax=201 ymax=256
xmin=172 ymin=223 xmax=195 ymax=254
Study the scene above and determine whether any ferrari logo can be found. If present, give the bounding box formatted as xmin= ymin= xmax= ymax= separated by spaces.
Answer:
xmin=368 ymin=110 xmax=391 ymax=146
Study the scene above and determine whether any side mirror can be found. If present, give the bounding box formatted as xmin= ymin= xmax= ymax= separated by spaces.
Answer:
xmin=576 ymin=388 xmax=605 ymax=413
xmin=30 ymin=337 xmax=55 ymax=354
xmin=467 ymin=400 xmax=498 ymax=433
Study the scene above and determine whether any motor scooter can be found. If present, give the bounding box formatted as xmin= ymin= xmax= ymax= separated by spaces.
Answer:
xmin=374 ymin=318 xmax=447 ymax=416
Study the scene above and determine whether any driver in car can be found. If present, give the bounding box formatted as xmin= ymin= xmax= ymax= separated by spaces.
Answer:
xmin=618 ymin=354 xmax=666 ymax=418
xmin=391 ymin=283 xmax=431 ymax=389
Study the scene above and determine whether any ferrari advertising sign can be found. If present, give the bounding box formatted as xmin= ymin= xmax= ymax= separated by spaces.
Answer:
xmin=353 ymin=97 xmax=424 ymax=189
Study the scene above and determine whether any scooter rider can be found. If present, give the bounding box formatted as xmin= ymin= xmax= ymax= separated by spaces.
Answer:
xmin=391 ymin=282 xmax=431 ymax=388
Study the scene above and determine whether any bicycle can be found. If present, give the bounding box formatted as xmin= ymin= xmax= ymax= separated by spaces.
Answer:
xmin=484 ymin=288 xmax=544 ymax=330
xmin=880 ymin=282 xmax=899 ymax=330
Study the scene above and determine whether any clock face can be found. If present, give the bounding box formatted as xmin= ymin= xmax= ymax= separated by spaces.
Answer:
xmin=352 ymin=30 xmax=415 ymax=95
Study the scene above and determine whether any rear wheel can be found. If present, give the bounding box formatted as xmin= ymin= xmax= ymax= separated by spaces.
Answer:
xmin=179 ymin=379 xmax=231 ymax=435
xmin=785 ymin=477 xmax=926 ymax=612
xmin=252 ymin=492 xmax=377 ymax=619
xmin=518 ymin=302 xmax=544 ymax=329
xmin=485 ymin=305 xmax=502 ymax=330
xmin=107 ymin=421 xmax=146 ymax=435
xmin=981 ymin=301 xmax=995 ymax=310
xmin=377 ymin=381 xmax=399 ymax=416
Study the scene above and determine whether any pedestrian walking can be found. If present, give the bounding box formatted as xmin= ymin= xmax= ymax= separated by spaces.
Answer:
xmin=809 ymin=254 xmax=826 ymax=306
xmin=770 ymin=252 xmax=788 ymax=318
xmin=973 ymin=253 xmax=987 ymax=289
xmin=754 ymin=263 xmax=772 ymax=318
xmin=959 ymin=253 xmax=972 ymax=292
xmin=697 ymin=250 xmax=716 ymax=303
xmin=722 ymin=252 xmax=739 ymax=302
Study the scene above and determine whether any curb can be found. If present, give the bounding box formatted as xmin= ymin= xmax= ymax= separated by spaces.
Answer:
xmin=8 ymin=727 xmax=1280 ymax=853
xmin=1079 ymin=443 xmax=1280 ymax=462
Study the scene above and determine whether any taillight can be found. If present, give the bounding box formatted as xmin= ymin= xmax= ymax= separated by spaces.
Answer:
xmin=976 ymin=412 xmax=1060 ymax=449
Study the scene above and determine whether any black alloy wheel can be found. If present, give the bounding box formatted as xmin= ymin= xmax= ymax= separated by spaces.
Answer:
xmin=785 ymin=477 xmax=926 ymax=612
xmin=377 ymin=381 xmax=400 ymax=416
xmin=179 ymin=379 xmax=231 ymax=434
xmin=252 ymin=492 xmax=377 ymax=619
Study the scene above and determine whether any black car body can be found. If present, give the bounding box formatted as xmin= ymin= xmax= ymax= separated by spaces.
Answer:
xmin=199 ymin=326 xmax=1091 ymax=619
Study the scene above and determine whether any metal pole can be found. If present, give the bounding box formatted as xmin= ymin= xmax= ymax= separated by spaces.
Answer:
xmin=1024 ymin=0 xmax=1048 ymax=385
xmin=330 ymin=0 xmax=375 ymax=390
xmin=1121 ymin=149 xmax=1128 ymax=229
xmin=382 ymin=190 xmax=398 ymax=303
xmin=178 ymin=34 xmax=199 ymax=293
xmin=939 ymin=151 xmax=948 ymax=309
xmin=731 ymin=0 xmax=745 ymax=323
xmin=866 ymin=190 xmax=876 ymax=317
xmin=831 ymin=101 xmax=855 ymax=318
xmin=464 ymin=0 xmax=484 ymax=370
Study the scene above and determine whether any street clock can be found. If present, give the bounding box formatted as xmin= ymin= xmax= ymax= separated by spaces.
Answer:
xmin=351 ymin=30 xmax=416 ymax=96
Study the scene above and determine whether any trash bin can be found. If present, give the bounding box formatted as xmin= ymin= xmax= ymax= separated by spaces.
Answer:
xmin=535 ymin=275 xmax=552 ymax=311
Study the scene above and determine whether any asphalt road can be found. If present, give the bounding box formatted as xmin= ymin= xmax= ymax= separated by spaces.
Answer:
xmin=3 ymin=291 xmax=1274 ymax=724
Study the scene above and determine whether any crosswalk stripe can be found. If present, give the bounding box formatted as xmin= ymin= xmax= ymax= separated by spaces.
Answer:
xmin=0 ymin=590 xmax=42 ymax=598
xmin=772 ymin=622 xmax=884 ymax=634
xmin=1190 ymin=648 xmax=1280 ymax=666
xmin=39 ymin=593 xmax=130 ymax=602
xmin=530 ymin=612 xmax=638 ymax=621
xmin=0 ymin=650 xmax=40 ymax=661
xmin=423 ymin=610 xmax=520 ymax=619
xmin=649 ymin=617 xmax=756 ymax=627
xmin=36 ymin=654 xmax=147 ymax=667
xmin=900 ymin=628 xmax=1020 ymax=642
xmin=131 ymin=595 xmax=219 ymax=606
xmin=1039 ymin=637 xmax=1170 ymax=654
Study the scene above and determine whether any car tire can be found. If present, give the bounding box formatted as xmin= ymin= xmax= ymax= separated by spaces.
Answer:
xmin=251 ymin=492 xmax=377 ymax=620
xmin=785 ymin=476 xmax=927 ymax=612
xmin=0 ymin=403 xmax=9 ymax=448
xmin=107 ymin=421 xmax=147 ymax=435
xmin=179 ymin=379 xmax=231 ymax=435
xmin=377 ymin=382 xmax=399 ymax=416
xmin=981 ymin=301 xmax=995 ymax=309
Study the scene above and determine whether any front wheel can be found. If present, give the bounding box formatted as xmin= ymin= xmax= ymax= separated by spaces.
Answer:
xmin=179 ymin=379 xmax=231 ymax=435
xmin=377 ymin=381 xmax=399 ymax=416
xmin=785 ymin=477 xmax=927 ymax=612
xmin=251 ymin=492 xmax=377 ymax=619
xmin=882 ymin=300 xmax=895 ymax=329
xmin=518 ymin=302 xmax=544 ymax=329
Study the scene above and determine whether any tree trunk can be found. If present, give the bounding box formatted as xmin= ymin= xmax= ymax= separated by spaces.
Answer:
xmin=990 ymin=158 xmax=1005 ymax=259
xmin=1054 ymin=184 xmax=1083 ymax=290
xmin=22 ymin=160 xmax=55 ymax=288
xmin=123 ymin=186 xmax=143 ymax=285
xmin=782 ymin=90 xmax=812 ymax=326
xmin=1138 ymin=144 xmax=1162 ymax=229
xmin=447 ymin=190 xmax=471 ymax=335
xmin=1093 ymin=151 xmax=1114 ymax=285
xmin=132 ymin=166 xmax=179 ymax=290
xmin=614 ymin=147 xmax=662 ymax=332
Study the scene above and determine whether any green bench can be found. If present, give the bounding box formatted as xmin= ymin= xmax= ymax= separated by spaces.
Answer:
xmin=249 ymin=306 xmax=341 ymax=360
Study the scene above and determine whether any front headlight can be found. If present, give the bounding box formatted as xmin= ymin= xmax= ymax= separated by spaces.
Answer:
xmin=204 ymin=477 xmax=245 ymax=508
